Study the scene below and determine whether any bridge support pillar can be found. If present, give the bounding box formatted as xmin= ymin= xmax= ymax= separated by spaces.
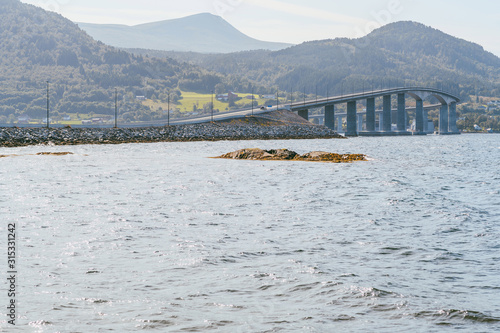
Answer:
xmin=378 ymin=113 xmax=383 ymax=131
xmin=324 ymin=105 xmax=335 ymax=130
xmin=448 ymin=102 xmax=459 ymax=134
xmin=298 ymin=109 xmax=309 ymax=121
xmin=439 ymin=104 xmax=449 ymax=134
xmin=423 ymin=110 xmax=430 ymax=133
xmin=366 ymin=97 xmax=376 ymax=132
xmin=397 ymin=93 xmax=406 ymax=132
xmin=415 ymin=99 xmax=425 ymax=134
xmin=383 ymin=95 xmax=392 ymax=132
xmin=346 ymin=101 xmax=357 ymax=136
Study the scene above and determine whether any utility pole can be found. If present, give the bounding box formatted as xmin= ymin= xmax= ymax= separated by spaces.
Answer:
xmin=46 ymin=81 xmax=49 ymax=128
xmin=251 ymin=86 xmax=254 ymax=116
xmin=276 ymin=88 xmax=279 ymax=110
xmin=211 ymin=90 xmax=214 ymax=122
xmin=167 ymin=93 xmax=170 ymax=126
xmin=303 ymin=87 xmax=306 ymax=107
xmin=114 ymin=88 xmax=118 ymax=128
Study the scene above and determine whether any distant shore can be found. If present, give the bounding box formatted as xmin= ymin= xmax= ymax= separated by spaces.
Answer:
xmin=0 ymin=122 xmax=343 ymax=148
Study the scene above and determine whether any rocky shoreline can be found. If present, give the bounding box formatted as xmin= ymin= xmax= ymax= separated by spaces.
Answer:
xmin=0 ymin=123 xmax=344 ymax=148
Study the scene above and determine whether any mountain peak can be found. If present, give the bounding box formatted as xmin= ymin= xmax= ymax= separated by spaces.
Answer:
xmin=134 ymin=13 xmax=225 ymax=28
xmin=78 ymin=14 xmax=292 ymax=53
xmin=362 ymin=20 xmax=498 ymax=63
xmin=365 ymin=20 xmax=446 ymax=38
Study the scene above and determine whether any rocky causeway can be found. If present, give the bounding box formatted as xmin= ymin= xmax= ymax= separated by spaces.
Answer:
xmin=0 ymin=118 xmax=343 ymax=148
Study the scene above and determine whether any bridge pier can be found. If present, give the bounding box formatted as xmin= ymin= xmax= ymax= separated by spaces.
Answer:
xmin=414 ymin=99 xmax=425 ymax=134
xmin=298 ymin=109 xmax=309 ymax=121
xmin=366 ymin=97 xmax=376 ymax=132
xmin=383 ymin=95 xmax=392 ymax=132
xmin=448 ymin=102 xmax=459 ymax=134
xmin=397 ymin=93 xmax=406 ymax=132
xmin=424 ymin=110 xmax=431 ymax=133
xmin=346 ymin=101 xmax=357 ymax=136
xmin=324 ymin=105 xmax=335 ymax=130
xmin=439 ymin=104 xmax=449 ymax=134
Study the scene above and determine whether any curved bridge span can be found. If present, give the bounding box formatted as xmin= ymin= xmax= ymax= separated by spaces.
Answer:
xmin=290 ymin=87 xmax=460 ymax=136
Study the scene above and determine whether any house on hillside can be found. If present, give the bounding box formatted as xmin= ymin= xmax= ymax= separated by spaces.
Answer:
xmin=216 ymin=92 xmax=238 ymax=102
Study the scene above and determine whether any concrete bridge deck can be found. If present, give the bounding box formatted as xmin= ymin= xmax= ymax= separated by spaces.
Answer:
xmin=289 ymin=87 xmax=460 ymax=136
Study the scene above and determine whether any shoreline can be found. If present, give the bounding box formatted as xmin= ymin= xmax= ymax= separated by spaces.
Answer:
xmin=0 ymin=123 xmax=344 ymax=148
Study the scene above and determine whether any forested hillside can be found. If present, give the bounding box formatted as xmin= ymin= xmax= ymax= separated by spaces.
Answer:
xmin=139 ymin=21 xmax=500 ymax=101
xmin=0 ymin=0 xmax=255 ymax=122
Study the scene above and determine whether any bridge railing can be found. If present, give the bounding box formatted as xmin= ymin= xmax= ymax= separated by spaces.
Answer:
xmin=290 ymin=86 xmax=460 ymax=110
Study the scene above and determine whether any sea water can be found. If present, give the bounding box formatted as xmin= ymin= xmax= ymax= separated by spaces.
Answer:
xmin=1 ymin=134 xmax=499 ymax=332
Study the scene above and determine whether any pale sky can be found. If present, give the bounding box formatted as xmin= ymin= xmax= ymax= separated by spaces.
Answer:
xmin=21 ymin=0 xmax=500 ymax=57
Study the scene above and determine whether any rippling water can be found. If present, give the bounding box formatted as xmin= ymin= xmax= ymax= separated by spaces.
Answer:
xmin=1 ymin=134 xmax=499 ymax=332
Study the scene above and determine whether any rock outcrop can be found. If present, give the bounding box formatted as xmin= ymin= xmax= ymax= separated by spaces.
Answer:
xmin=36 ymin=152 xmax=74 ymax=156
xmin=214 ymin=148 xmax=366 ymax=163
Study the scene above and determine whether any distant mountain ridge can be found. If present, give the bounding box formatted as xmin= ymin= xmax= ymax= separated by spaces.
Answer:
xmin=141 ymin=21 xmax=500 ymax=99
xmin=78 ymin=13 xmax=292 ymax=53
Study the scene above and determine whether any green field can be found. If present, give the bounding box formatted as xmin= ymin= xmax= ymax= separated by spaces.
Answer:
xmin=144 ymin=91 xmax=280 ymax=114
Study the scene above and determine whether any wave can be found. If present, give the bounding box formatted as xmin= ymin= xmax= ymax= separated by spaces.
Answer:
xmin=412 ymin=309 xmax=500 ymax=324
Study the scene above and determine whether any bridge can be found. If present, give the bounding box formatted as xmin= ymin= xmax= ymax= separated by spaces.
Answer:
xmin=290 ymin=87 xmax=461 ymax=136
xmin=13 ymin=86 xmax=458 ymax=131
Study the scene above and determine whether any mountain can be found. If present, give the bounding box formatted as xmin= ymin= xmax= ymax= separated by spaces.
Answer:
xmin=138 ymin=21 xmax=500 ymax=100
xmin=78 ymin=13 xmax=292 ymax=54
xmin=0 ymin=0 xmax=257 ymax=122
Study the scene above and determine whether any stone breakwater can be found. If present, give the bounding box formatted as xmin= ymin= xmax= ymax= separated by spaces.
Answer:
xmin=215 ymin=148 xmax=367 ymax=163
xmin=0 ymin=123 xmax=343 ymax=147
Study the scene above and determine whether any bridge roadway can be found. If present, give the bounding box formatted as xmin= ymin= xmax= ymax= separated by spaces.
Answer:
xmin=290 ymin=87 xmax=461 ymax=136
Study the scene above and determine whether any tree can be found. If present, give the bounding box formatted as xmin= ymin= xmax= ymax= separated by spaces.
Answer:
xmin=203 ymin=102 xmax=213 ymax=114
xmin=57 ymin=49 xmax=79 ymax=67
xmin=215 ymin=83 xmax=226 ymax=95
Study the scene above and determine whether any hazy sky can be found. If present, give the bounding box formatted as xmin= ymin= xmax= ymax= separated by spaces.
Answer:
xmin=21 ymin=0 xmax=500 ymax=57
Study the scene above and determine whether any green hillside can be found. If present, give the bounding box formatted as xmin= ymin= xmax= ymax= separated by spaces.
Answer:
xmin=0 ymin=0 xmax=258 ymax=123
